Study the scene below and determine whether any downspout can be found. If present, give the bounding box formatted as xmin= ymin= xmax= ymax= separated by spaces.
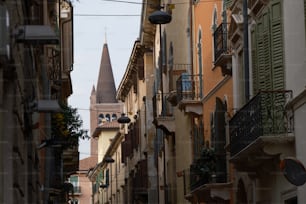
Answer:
xmin=163 ymin=140 xmax=167 ymax=204
xmin=252 ymin=179 xmax=256 ymax=204
xmin=243 ymin=0 xmax=250 ymax=101
xmin=189 ymin=0 xmax=194 ymax=75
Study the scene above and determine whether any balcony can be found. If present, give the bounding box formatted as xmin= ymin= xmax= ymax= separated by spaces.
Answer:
xmin=167 ymin=64 xmax=190 ymax=106
xmin=176 ymin=73 xmax=202 ymax=115
xmin=183 ymin=152 xmax=231 ymax=203
xmin=213 ymin=23 xmax=232 ymax=76
xmin=153 ymin=93 xmax=175 ymax=135
xmin=73 ymin=186 xmax=81 ymax=194
xmin=229 ymin=90 xmax=294 ymax=170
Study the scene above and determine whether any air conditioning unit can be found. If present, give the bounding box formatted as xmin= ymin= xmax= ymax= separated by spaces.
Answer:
xmin=14 ymin=25 xmax=59 ymax=45
xmin=0 ymin=5 xmax=10 ymax=60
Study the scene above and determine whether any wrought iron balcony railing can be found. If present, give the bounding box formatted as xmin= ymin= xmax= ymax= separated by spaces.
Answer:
xmin=153 ymin=93 xmax=174 ymax=117
xmin=213 ymin=23 xmax=232 ymax=75
xmin=73 ymin=186 xmax=81 ymax=194
xmin=230 ymin=90 xmax=293 ymax=156
xmin=214 ymin=23 xmax=229 ymax=61
xmin=176 ymin=73 xmax=202 ymax=102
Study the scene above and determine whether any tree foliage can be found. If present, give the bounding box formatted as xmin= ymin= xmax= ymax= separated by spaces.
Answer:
xmin=52 ymin=103 xmax=89 ymax=149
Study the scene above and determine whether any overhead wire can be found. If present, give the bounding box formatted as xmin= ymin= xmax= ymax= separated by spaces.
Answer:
xmin=74 ymin=0 xmax=223 ymax=16
xmin=74 ymin=14 xmax=140 ymax=16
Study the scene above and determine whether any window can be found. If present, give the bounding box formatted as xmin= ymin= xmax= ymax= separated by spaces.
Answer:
xmin=112 ymin=113 xmax=117 ymax=121
xmin=251 ymin=0 xmax=284 ymax=94
xmin=68 ymin=175 xmax=80 ymax=193
xmin=105 ymin=169 xmax=109 ymax=186
xmin=98 ymin=113 xmax=104 ymax=124
xmin=105 ymin=114 xmax=110 ymax=122
xmin=285 ymin=197 xmax=297 ymax=204
xmin=193 ymin=118 xmax=204 ymax=160
xmin=69 ymin=175 xmax=78 ymax=187
xmin=282 ymin=188 xmax=297 ymax=204
xmin=210 ymin=97 xmax=227 ymax=182
xmin=69 ymin=199 xmax=79 ymax=204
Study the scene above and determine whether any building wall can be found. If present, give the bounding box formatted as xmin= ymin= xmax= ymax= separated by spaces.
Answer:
xmin=229 ymin=0 xmax=306 ymax=203
xmin=98 ymin=129 xmax=119 ymax=162
xmin=90 ymin=103 xmax=122 ymax=157
xmin=69 ymin=172 xmax=92 ymax=204
xmin=295 ymin=102 xmax=306 ymax=203
xmin=283 ymin=0 xmax=306 ymax=96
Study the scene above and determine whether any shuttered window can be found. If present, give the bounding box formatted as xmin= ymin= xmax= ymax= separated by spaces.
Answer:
xmin=252 ymin=0 xmax=284 ymax=93
xmin=224 ymin=0 xmax=233 ymax=8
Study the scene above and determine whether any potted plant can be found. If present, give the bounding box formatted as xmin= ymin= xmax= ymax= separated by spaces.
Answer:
xmin=190 ymin=142 xmax=217 ymax=189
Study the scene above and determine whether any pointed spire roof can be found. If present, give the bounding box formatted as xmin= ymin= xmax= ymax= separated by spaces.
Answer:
xmin=96 ymin=43 xmax=117 ymax=103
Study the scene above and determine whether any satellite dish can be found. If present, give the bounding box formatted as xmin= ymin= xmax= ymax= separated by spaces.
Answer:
xmin=280 ymin=157 xmax=306 ymax=186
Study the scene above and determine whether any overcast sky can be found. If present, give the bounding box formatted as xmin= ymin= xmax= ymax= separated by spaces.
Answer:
xmin=68 ymin=0 xmax=142 ymax=159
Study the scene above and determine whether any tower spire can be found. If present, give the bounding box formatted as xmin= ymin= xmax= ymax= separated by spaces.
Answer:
xmin=96 ymin=42 xmax=117 ymax=103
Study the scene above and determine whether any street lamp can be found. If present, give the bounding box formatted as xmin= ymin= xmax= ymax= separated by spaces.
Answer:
xmin=104 ymin=156 xmax=115 ymax=163
xmin=117 ymin=113 xmax=131 ymax=124
xmin=149 ymin=9 xmax=172 ymax=116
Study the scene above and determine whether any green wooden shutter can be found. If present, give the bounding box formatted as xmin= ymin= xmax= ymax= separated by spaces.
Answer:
xmin=224 ymin=0 xmax=233 ymax=8
xmin=262 ymin=11 xmax=273 ymax=91
xmin=251 ymin=30 xmax=259 ymax=93
xmin=254 ymin=8 xmax=272 ymax=92
xmin=270 ymin=0 xmax=284 ymax=91
xmin=252 ymin=0 xmax=284 ymax=93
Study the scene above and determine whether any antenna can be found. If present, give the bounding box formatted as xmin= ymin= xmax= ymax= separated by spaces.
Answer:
xmin=105 ymin=27 xmax=107 ymax=43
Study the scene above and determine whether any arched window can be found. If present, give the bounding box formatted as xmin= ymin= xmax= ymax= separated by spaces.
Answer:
xmin=237 ymin=179 xmax=247 ymax=204
xmin=69 ymin=199 xmax=78 ymax=204
xmin=210 ymin=97 xmax=227 ymax=182
xmin=212 ymin=6 xmax=218 ymax=31
xmin=112 ymin=113 xmax=117 ymax=121
xmin=98 ymin=113 xmax=104 ymax=124
xmin=105 ymin=114 xmax=110 ymax=122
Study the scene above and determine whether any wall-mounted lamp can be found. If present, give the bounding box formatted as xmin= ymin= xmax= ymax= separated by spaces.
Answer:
xmin=117 ymin=113 xmax=131 ymax=124
xmin=149 ymin=9 xmax=172 ymax=115
xmin=37 ymin=139 xmax=62 ymax=149
xmin=148 ymin=10 xmax=172 ymax=24
xmin=104 ymin=156 xmax=115 ymax=163
xmin=100 ymin=183 xmax=108 ymax=189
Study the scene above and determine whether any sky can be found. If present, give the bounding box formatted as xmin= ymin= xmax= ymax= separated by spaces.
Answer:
xmin=68 ymin=0 xmax=142 ymax=159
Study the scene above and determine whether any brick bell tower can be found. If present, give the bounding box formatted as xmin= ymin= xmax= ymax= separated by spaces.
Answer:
xmin=89 ymin=42 xmax=122 ymax=161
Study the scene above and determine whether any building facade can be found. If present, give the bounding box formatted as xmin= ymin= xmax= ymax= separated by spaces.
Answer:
xmin=80 ymin=0 xmax=306 ymax=203
xmin=87 ymin=42 xmax=124 ymax=204
xmin=228 ymin=0 xmax=306 ymax=203
xmin=114 ymin=0 xmax=306 ymax=203
xmin=0 ymin=0 xmax=77 ymax=203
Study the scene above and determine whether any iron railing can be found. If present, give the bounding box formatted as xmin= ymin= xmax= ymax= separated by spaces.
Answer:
xmin=169 ymin=64 xmax=190 ymax=92
xmin=176 ymin=74 xmax=202 ymax=102
xmin=153 ymin=93 xmax=174 ymax=117
xmin=213 ymin=23 xmax=229 ymax=62
xmin=73 ymin=186 xmax=81 ymax=194
xmin=230 ymin=90 xmax=293 ymax=156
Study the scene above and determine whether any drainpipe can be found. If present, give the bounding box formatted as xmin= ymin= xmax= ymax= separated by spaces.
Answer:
xmin=252 ymin=179 xmax=256 ymax=204
xmin=159 ymin=24 xmax=165 ymax=116
xmin=243 ymin=0 xmax=250 ymax=101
